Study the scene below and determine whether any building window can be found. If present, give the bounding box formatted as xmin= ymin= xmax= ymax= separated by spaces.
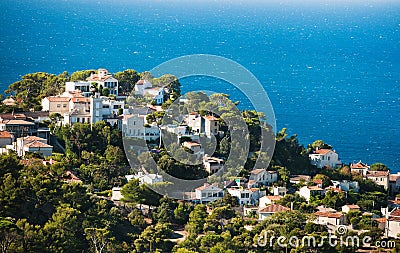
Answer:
xmin=57 ymin=104 xmax=61 ymax=108
xmin=63 ymin=104 xmax=67 ymax=108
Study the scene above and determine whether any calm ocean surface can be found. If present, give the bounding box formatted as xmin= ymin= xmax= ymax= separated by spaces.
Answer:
xmin=0 ymin=0 xmax=399 ymax=170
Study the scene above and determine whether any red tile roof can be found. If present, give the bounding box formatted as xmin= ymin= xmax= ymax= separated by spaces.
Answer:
xmin=290 ymin=175 xmax=311 ymax=182
xmin=86 ymin=74 xmax=114 ymax=82
xmin=350 ymin=161 xmax=369 ymax=169
xmin=203 ymin=115 xmax=219 ymax=121
xmin=313 ymin=179 xmax=323 ymax=184
xmin=3 ymin=120 xmax=35 ymax=125
xmin=344 ymin=204 xmax=360 ymax=209
xmin=389 ymin=174 xmax=400 ymax=182
xmin=195 ymin=183 xmax=221 ymax=191
xmin=325 ymin=186 xmax=344 ymax=193
xmin=25 ymin=141 xmax=52 ymax=148
xmin=314 ymin=149 xmax=332 ymax=155
xmin=366 ymin=170 xmax=389 ymax=177
xmin=389 ymin=208 xmax=400 ymax=221
xmin=250 ymin=169 xmax=265 ymax=175
xmin=315 ymin=211 xmax=343 ymax=218
xmin=46 ymin=96 xmax=70 ymax=102
xmin=374 ymin=217 xmax=387 ymax=223
xmin=265 ymin=195 xmax=282 ymax=201
xmin=62 ymin=171 xmax=82 ymax=183
xmin=259 ymin=204 xmax=290 ymax=213
xmin=183 ymin=141 xmax=201 ymax=147
xmin=22 ymin=136 xmax=46 ymax=142
xmin=0 ymin=131 xmax=13 ymax=138
xmin=71 ymin=97 xmax=90 ymax=103
xmin=308 ymin=186 xmax=324 ymax=191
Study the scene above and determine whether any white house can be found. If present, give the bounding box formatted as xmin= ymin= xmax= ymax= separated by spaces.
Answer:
xmin=341 ymin=204 xmax=360 ymax=213
xmin=386 ymin=208 xmax=400 ymax=238
xmin=112 ymin=187 xmax=122 ymax=201
xmin=182 ymin=141 xmax=202 ymax=154
xmin=86 ymin=68 xmax=119 ymax=96
xmin=161 ymin=124 xmax=188 ymax=136
xmin=203 ymin=115 xmax=219 ymax=136
xmin=187 ymin=112 xmax=202 ymax=133
xmin=350 ymin=161 xmax=370 ymax=176
xmin=0 ymin=131 xmax=13 ymax=148
xmin=121 ymin=114 xmax=160 ymax=141
xmin=131 ymin=172 xmax=163 ymax=185
xmin=365 ymin=170 xmax=390 ymax=190
xmin=227 ymin=188 xmax=260 ymax=206
xmin=331 ymin=180 xmax=360 ymax=192
xmin=101 ymin=98 xmax=124 ymax=117
xmin=309 ymin=148 xmax=341 ymax=169
xmin=259 ymin=195 xmax=282 ymax=208
xmin=0 ymin=119 xmax=36 ymax=138
xmin=314 ymin=212 xmax=346 ymax=226
xmin=63 ymin=96 xmax=103 ymax=125
xmin=203 ymin=156 xmax=224 ymax=174
xmin=298 ymin=186 xmax=325 ymax=202
xmin=249 ymin=169 xmax=278 ymax=186
xmin=290 ymin=175 xmax=311 ymax=184
xmin=273 ymin=186 xmax=287 ymax=196
xmin=65 ymin=81 xmax=92 ymax=96
xmin=258 ymin=204 xmax=290 ymax=221
xmin=134 ymin=79 xmax=152 ymax=95
xmin=389 ymin=173 xmax=400 ymax=196
xmin=145 ymin=88 xmax=165 ymax=105
xmin=8 ymin=136 xmax=53 ymax=157
xmin=195 ymin=183 xmax=224 ymax=204
xmin=42 ymin=96 xmax=71 ymax=115
xmin=134 ymin=79 xmax=164 ymax=104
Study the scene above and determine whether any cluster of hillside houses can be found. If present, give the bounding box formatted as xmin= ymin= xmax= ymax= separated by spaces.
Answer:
xmin=2 ymin=68 xmax=400 ymax=238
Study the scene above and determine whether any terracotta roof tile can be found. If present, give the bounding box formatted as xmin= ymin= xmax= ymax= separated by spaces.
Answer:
xmin=203 ymin=115 xmax=219 ymax=121
xmin=46 ymin=96 xmax=70 ymax=102
xmin=366 ymin=170 xmax=389 ymax=177
xmin=22 ymin=136 xmax=46 ymax=142
xmin=314 ymin=149 xmax=333 ymax=155
xmin=389 ymin=208 xmax=400 ymax=221
xmin=389 ymin=174 xmax=400 ymax=182
xmin=183 ymin=141 xmax=201 ymax=147
xmin=25 ymin=141 xmax=52 ymax=148
xmin=250 ymin=169 xmax=265 ymax=175
xmin=71 ymin=97 xmax=90 ymax=103
xmin=259 ymin=204 xmax=290 ymax=213
xmin=0 ymin=131 xmax=13 ymax=138
xmin=86 ymin=74 xmax=114 ymax=82
xmin=4 ymin=120 xmax=35 ymax=125
xmin=315 ymin=211 xmax=343 ymax=218
xmin=265 ymin=195 xmax=282 ymax=201
xmin=374 ymin=217 xmax=387 ymax=223
xmin=351 ymin=161 xmax=369 ymax=169
xmin=344 ymin=204 xmax=360 ymax=209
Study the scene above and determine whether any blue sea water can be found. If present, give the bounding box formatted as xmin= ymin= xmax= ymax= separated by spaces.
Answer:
xmin=0 ymin=0 xmax=399 ymax=170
